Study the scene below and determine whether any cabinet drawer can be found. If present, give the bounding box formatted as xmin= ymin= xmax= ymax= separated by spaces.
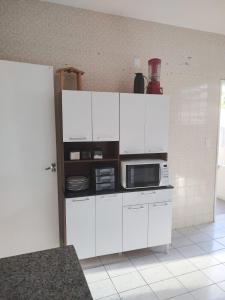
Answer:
xmin=150 ymin=189 xmax=172 ymax=203
xmin=123 ymin=191 xmax=154 ymax=206
xmin=122 ymin=189 xmax=172 ymax=206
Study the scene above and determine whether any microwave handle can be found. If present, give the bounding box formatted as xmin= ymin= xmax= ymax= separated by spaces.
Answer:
xmin=159 ymin=164 xmax=162 ymax=185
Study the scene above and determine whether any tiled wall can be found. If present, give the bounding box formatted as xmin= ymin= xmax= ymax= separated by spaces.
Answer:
xmin=1 ymin=0 xmax=225 ymax=228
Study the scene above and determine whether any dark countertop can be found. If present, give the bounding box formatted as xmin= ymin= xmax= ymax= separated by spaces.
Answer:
xmin=65 ymin=185 xmax=174 ymax=198
xmin=0 ymin=246 xmax=92 ymax=300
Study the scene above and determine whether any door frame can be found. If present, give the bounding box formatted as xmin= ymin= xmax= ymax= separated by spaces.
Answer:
xmin=214 ymin=80 xmax=225 ymax=221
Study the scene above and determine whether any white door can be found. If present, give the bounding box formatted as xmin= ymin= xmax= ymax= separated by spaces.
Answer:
xmin=92 ymin=92 xmax=119 ymax=141
xmin=148 ymin=202 xmax=172 ymax=247
xmin=62 ymin=90 xmax=92 ymax=142
xmin=120 ymin=93 xmax=145 ymax=154
xmin=145 ymin=95 xmax=169 ymax=153
xmin=96 ymin=194 xmax=122 ymax=256
xmin=0 ymin=60 xmax=59 ymax=258
xmin=123 ymin=204 xmax=148 ymax=252
xmin=66 ymin=197 xmax=95 ymax=259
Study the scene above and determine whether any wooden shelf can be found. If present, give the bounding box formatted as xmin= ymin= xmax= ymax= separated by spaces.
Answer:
xmin=64 ymin=158 xmax=118 ymax=164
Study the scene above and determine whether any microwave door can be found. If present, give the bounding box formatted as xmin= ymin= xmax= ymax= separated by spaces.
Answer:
xmin=126 ymin=164 xmax=160 ymax=188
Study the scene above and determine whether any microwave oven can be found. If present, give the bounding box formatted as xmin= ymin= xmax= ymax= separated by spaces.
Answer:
xmin=121 ymin=159 xmax=169 ymax=189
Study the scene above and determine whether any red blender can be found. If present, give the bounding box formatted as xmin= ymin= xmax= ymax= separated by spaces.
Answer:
xmin=146 ymin=58 xmax=163 ymax=94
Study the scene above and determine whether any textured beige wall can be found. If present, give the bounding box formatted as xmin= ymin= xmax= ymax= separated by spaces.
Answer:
xmin=1 ymin=0 xmax=225 ymax=228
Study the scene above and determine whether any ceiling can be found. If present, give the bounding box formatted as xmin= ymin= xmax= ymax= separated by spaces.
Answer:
xmin=44 ymin=0 xmax=225 ymax=35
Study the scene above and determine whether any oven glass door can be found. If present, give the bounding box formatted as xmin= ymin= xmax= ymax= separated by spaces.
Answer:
xmin=126 ymin=164 xmax=160 ymax=188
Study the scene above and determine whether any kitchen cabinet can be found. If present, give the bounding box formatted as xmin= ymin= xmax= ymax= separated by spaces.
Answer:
xmin=96 ymin=193 xmax=122 ymax=256
xmin=92 ymin=92 xmax=119 ymax=141
xmin=123 ymin=204 xmax=148 ymax=251
xmin=62 ymin=90 xmax=92 ymax=142
xmin=148 ymin=201 xmax=172 ymax=247
xmin=145 ymin=95 xmax=169 ymax=153
xmin=66 ymin=196 xmax=95 ymax=259
xmin=120 ymin=93 xmax=145 ymax=154
xmin=120 ymin=94 xmax=169 ymax=154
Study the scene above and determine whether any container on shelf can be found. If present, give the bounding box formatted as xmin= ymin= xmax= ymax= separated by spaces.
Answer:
xmin=81 ymin=150 xmax=91 ymax=160
xmin=70 ymin=151 xmax=80 ymax=160
xmin=92 ymin=149 xmax=103 ymax=160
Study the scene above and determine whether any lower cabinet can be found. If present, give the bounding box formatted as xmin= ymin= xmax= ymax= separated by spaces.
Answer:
xmin=148 ymin=201 xmax=172 ymax=247
xmin=66 ymin=190 xmax=172 ymax=259
xmin=123 ymin=204 xmax=148 ymax=252
xmin=66 ymin=196 xmax=95 ymax=259
xmin=96 ymin=193 xmax=122 ymax=256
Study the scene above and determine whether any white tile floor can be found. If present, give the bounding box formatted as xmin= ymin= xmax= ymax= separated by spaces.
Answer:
xmin=81 ymin=214 xmax=225 ymax=300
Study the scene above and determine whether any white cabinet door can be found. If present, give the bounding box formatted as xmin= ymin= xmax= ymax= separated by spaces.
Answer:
xmin=123 ymin=204 xmax=148 ymax=252
xmin=145 ymin=95 xmax=169 ymax=153
xmin=92 ymin=92 xmax=119 ymax=141
xmin=96 ymin=193 xmax=122 ymax=256
xmin=62 ymin=90 xmax=92 ymax=142
xmin=66 ymin=197 xmax=95 ymax=259
xmin=148 ymin=201 xmax=172 ymax=247
xmin=120 ymin=93 xmax=145 ymax=154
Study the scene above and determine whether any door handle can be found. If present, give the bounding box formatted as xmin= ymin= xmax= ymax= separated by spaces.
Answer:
xmin=45 ymin=163 xmax=56 ymax=172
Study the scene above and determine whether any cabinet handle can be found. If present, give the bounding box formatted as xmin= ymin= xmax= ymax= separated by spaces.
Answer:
xmin=100 ymin=194 xmax=117 ymax=199
xmin=72 ymin=198 xmax=90 ymax=202
xmin=141 ymin=191 xmax=156 ymax=195
xmin=152 ymin=202 xmax=169 ymax=207
xmin=148 ymin=148 xmax=164 ymax=153
xmin=96 ymin=136 xmax=114 ymax=140
xmin=69 ymin=137 xmax=87 ymax=141
xmin=128 ymin=206 xmax=144 ymax=210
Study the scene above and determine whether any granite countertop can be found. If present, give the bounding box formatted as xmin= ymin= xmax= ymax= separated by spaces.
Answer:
xmin=0 ymin=246 xmax=92 ymax=300
xmin=65 ymin=185 xmax=174 ymax=198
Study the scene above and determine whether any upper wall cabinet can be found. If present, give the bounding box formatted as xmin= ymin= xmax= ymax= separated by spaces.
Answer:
xmin=62 ymin=91 xmax=119 ymax=142
xmin=92 ymin=92 xmax=119 ymax=141
xmin=62 ymin=90 xmax=92 ymax=142
xmin=120 ymin=94 xmax=169 ymax=154
xmin=145 ymin=95 xmax=169 ymax=153
xmin=120 ymin=94 xmax=146 ymax=154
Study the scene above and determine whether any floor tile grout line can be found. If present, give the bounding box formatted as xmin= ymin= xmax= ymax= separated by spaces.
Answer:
xmin=119 ymin=284 xmax=161 ymax=300
xmin=83 ymin=222 xmax=225 ymax=298
xmin=175 ymin=275 xmax=216 ymax=295
xmin=126 ymin=253 xmax=161 ymax=300
xmin=84 ymin=249 xmax=223 ymax=285
xmin=101 ymin=261 xmax=123 ymax=298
